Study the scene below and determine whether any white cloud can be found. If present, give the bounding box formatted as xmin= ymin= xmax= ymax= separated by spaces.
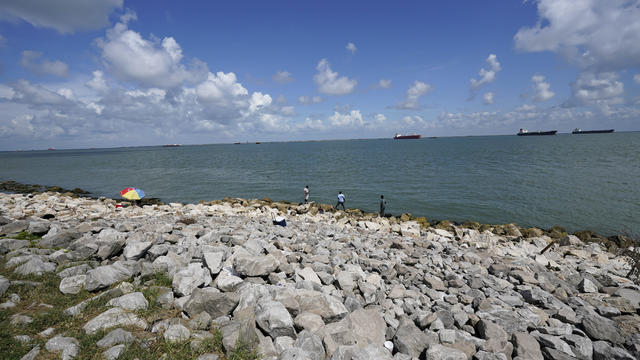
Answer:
xmin=196 ymin=71 xmax=248 ymax=104
xmin=374 ymin=79 xmax=392 ymax=88
xmin=0 ymin=84 xmax=15 ymax=99
xmin=346 ymin=42 xmax=357 ymax=54
xmin=249 ymin=92 xmax=272 ymax=113
xmin=531 ymin=75 xmax=555 ymax=102
xmin=634 ymin=74 xmax=640 ymax=85
xmin=86 ymin=70 xmax=108 ymax=91
xmin=97 ymin=13 xmax=206 ymax=89
xmin=10 ymin=79 xmax=69 ymax=105
xmin=0 ymin=0 xmax=122 ymax=33
xmin=297 ymin=95 xmax=323 ymax=105
xmin=470 ymin=54 xmax=501 ymax=92
xmin=483 ymin=92 xmax=495 ymax=105
xmin=280 ymin=106 xmax=294 ymax=116
xmin=329 ymin=110 xmax=364 ymax=127
xmin=20 ymin=50 xmax=69 ymax=77
xmin=564 ymin=72 xmax=624 ymax=114
xmin=402 ymin=115 xmax=428 ymax=128
xmin=514 ymin=0 xmax=640 ymax=71
xmin=313 ymin=59 xmax=357 ymax=95
xmin=374 ymin=113 xmax=386 ymax=123
xmin=272 ymin=70 xmax=294 ymax=84
xmin=298 ymin=117 xmax=325 ymax=131
xmin=516 ymin=104 xmax=536 ymax=111
xmin=396 ymin=80 xmax=433 ymax=109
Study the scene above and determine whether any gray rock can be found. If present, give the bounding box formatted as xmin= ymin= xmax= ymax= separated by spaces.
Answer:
xmin=164 ymin=324 xmax=190 ymax=343
xmin=203 ymin=252 xmax=224 ymax=275
xmin=578 ymin=278 xmax=598 ymax=293
xmin=14 ymin=257 xmax=56 ymax=276
xmin=197 ymin=355 xmax=220 ymax=360
xmin=613 ymin=288 xmax=640 ymax=309
xmin=279 ymin=348 xmax=312 ymax=360
xmin=215 ymin=269 xmax=244 ymax=292
xmin=256 ymin=299 xmax=296 ymax=338
xmin=0 ymin=275 xmax=9 ymax=297
xmin=581 ymin=312 xmax=624 ymax=344
xmin=28 ymin=220 xmax=50 ymax=235
xmin=473 ymin=350 xmax=508 ymax=360
xmin=45 ymin=336 xmax=79 ymax=360
xmin=97 ymin=241 xmax=124 ymax=260
xmin=534 ymin=333 xmax=575 ymax=357
xmin=59 ymin=275 xmax=86 ymax=295
xmin=295 ymin=289 xmax=348 ymax=322
xmin=592 ymin=340 xmax=635 ymax=360
xmin=83 ymin=308 xmax=147 ymax=334
xmin=0 ymin=220 xmax=28 ymax=236
xmin=40 ymin=229 xmax=82 ymax=248
xmin=84 ymin=263 xmax=132 ymax=292
xmin=189 ymin=311 xmax=212 ymax=330
xmin=107 ymin=292 xmax=148 ymax=311
xmin=172 ymin=263 xmax=212 ymax=297
xmin=123 ymin=240 xmax=153 ymax=260
xmin=103 ymin=344 xmax=125 ymax=360
xmin=275 ymin=336 xmax=295 ymax=353
xmin=424 ymin=344 xmax=467 ymax=360
xmin=476 ymin=320 xmax=513 ymax=359
xmin=234 ymin=254 xmax=279 ymax=276
xmin=11 ymin=314 xmax=33 ymax=326
xmin=294 ymin=330 xmax=325 ymax=360
xmin=562 ymin=334 xmax=592 ymax=360
xmin=511 ymin=332 xmax=543 ymax=360
xmin=19 ymin=345 xmax=40 ymax=360
xmin=220 ymin=307 xmax=259 ymax=353
xmin=351 ymin=344 xmax=393 ymax=360
xmin=541 ymin=347 xmax=578 ymax=360
xmin=96 ymin=328 xmax=134 ymax=348
xmin=57 ymin=264 xmax=91 ymax=278
xmin=393 ymin=316 xmax=433 ymax=358
xmin=294 ymin=312 xmax=325 ymax=333
xmin=0 ymin=239 xmax=29 ymax=254
xmin=183 ymin=287 xmax=239 ymax=318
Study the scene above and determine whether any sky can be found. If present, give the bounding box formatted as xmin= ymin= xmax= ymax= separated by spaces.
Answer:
xmin=0 ymin=0 xmax=639 ymax=150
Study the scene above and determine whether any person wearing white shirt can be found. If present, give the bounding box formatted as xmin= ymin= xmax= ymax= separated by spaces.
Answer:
xmin=335 ymin=191 xmax=346 ymax=210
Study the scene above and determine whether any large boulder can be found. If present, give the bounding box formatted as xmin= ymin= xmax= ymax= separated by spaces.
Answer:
xmin=425 ymin=344 xmax=467 ymax=360
xmin=512 ymin=332 xmax=543 ymax=360
xmin=294 ymin=330 xmax=325 ymax=360
xmin=59 ymin=274 xmax=87 ymax=294
xmin=122 ymin=241 xmax=153 ymax=260
xmin=183 ymin=287 xmax=239 ymax=318
xmin=581 ymin=312 xmax=624 ymax=344
xmin=15 ymin=257 xmax=56 ymax=275
xmin=234 ymin=254 xmax=279 ymax=276
xmin=85 ymin=263 xmax=133 ymax=291
xmin=83 ymin=308 xmax=147 ymax=334
xmin=45 ymin=336 xmax=79 ymax=360
xmin=106 ymin=292 xmax=149 ymax=311
xmin=393 ymin=316 xmax=435 ymax=358
xmin=295 ymin=289 xmax=348 ymax=322
xmin=172 ymin=263 xmax=212 ymax=297
xmin=256 ymin=299 xmax=296 ymax=338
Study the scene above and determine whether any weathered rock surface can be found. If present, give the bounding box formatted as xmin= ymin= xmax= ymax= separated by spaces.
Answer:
xmin=83 ymin=308 xmax=147 ymax=334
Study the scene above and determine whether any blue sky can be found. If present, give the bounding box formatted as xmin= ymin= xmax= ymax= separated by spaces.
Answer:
xmin=0 ymin=0 xmax=639 ymax=150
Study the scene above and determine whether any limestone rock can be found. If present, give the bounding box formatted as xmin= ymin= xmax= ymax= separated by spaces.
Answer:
xmin=511 ymin=332 xmax=543 ymax=360
xmin=122 ymin=240 xmax=153 ymax=260
xmin=83 ymin=308 xmax=147 ymax=334
xmin=59 ymin=275 xmax=86 ymax=295
xmin=183 ymin=287 xmax=239 ymax=318
xmin=234 ymin=254 xmax=279 ymax=276
xmin=103 ymin=344 xmax=125 ymax=360
xmin=96 ymin=328 xmax=134 ymax=348
xmin=107 ymin=292 xmax=148 ymax=311
xmin=172 ymin=263 xmax=212 ymax=297
xmin=15 ymin=257 xmax=56 ymax=276
xmin=256 ymin=299 xmax=296 ymax=338
xmin=203 ymin=252 xmax=224 ymax=275
xmin=164 ymin=324 xmax=190 ymax=343
xmin=425 ymin=344 xmax=467 ymax=360
xmin=45 ymin=336 xmax=79 ymax=360
xmin=84 ymin=263 xmax=133 ymax=292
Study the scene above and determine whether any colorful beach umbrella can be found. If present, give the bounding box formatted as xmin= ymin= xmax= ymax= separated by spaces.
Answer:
xmin=120 ymin=187 xmax=145 ymax=200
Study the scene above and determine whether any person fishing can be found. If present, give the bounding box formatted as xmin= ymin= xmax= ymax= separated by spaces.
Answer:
xmin=379 ymin=195 xmax=386 ymax=217
xmin=335 ymin=191 xmax=346 ymax=210
xmin=304 ymin=185 xmax=310 ymax=203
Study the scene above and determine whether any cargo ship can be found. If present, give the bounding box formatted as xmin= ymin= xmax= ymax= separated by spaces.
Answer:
xmin=393 ymin=133 xmax=422 ymax=140
xmin=517 ymin=129 xmax=557 ymax=136
xmin=571 ymin=128 xmax=614 ymax=134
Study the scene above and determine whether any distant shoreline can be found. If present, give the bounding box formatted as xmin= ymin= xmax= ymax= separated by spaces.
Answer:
xmin=3 ymin=130 xmax=639 ymax=152
xmin=1 ymin=180 xmax=633 ymax=250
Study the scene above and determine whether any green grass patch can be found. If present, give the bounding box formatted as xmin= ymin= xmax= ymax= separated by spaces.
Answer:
xmin=12 ymin=231 xmax=41 ymax=241
xmin=148 ymin=272 xmax=173 ymax=287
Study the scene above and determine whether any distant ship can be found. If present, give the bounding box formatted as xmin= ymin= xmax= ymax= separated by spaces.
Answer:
xmin=572 ymin=128 xmax=614 ymax=134
xmin=47 ymin=147 xmax=56 ymax=150
xmin=393 ymin=133 xmax=422 ymax=140
xmin=517 ymin=129 xmax=557 ymax=136
xmin=162 ymin=144 xmax=181 ymax=147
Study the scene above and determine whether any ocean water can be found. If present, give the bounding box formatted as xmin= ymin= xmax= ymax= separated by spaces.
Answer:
xmin=1 ymin=133 xmax=639 ymax=236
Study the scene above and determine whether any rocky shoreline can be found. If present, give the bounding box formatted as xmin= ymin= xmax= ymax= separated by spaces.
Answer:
xmin=1 ymin=191 xmax=639 ymax=359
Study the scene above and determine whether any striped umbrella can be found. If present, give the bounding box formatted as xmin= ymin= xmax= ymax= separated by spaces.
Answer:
xmin=120 ymin=187 xmax=145 ymax=200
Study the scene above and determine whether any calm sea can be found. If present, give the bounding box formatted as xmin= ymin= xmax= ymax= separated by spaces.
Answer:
xmin=1 ymin=133 xmax=639 ymax=236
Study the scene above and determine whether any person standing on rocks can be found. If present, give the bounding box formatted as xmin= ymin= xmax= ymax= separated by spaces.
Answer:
xmin=304 ymin=185 xmax=310 ymax=203
xmin=379 ymin=195 xmax=386 ymax=217
xmin=335 ymin=191 xmax=346 ymax=210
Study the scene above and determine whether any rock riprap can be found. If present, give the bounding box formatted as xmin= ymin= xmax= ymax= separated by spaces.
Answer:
xmin=0 ymin=192 xmax=639 ymax=360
